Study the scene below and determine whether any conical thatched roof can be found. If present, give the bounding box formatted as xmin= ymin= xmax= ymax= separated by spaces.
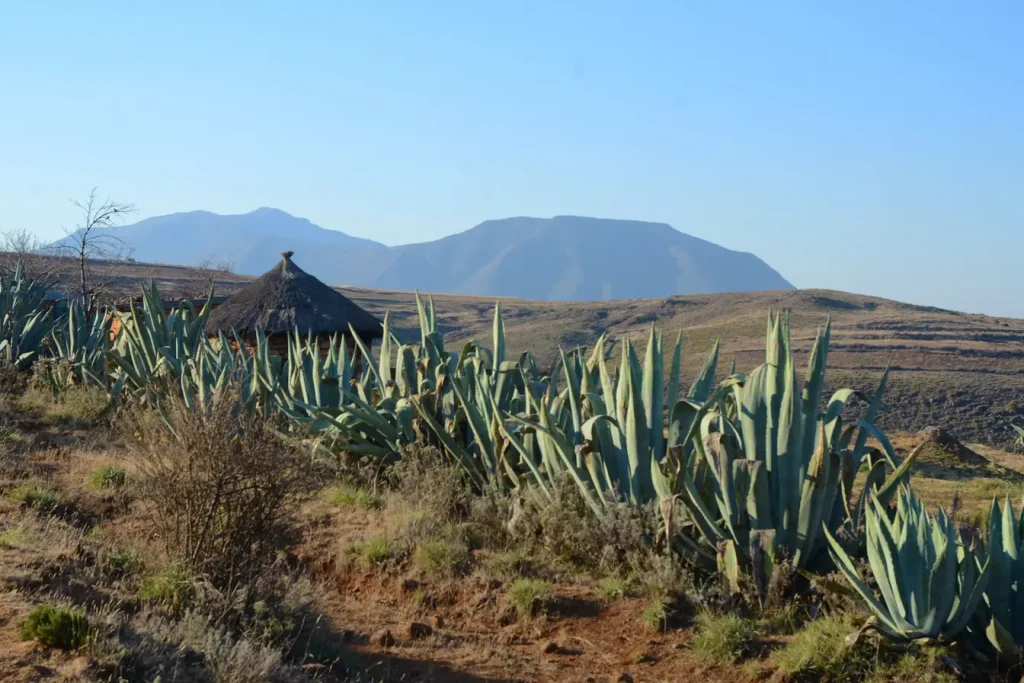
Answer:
xmin=205 ymin=251 xmax=382 ymax=339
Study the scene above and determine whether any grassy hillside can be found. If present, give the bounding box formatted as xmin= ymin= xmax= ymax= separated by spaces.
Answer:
xmin=344 ymin=287 xmax=1024 ymax=448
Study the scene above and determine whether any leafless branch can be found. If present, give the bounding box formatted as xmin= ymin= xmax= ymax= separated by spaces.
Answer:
xmin=182 ymin=257 xmax=235 ymax=299
xmin=53 ymin=188 xmax=137 ymax=309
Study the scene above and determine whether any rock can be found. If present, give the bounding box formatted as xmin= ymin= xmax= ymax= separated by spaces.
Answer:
xmin=542 ymin=641 xmax=561 ymax=654
xmin=498 ymin=605 xmax=518 ymax=626
xmin=617 ymin=675 xmax=634 ymax=683
xmin=372 ymin=629 xmax=396 ymax=647
xmin=409 ymin=622 xmax=433 ymax=639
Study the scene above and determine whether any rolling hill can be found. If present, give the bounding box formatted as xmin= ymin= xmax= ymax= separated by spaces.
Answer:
xmin=47 ymin=257 xmax=1024 ymax=450
xmin=49 ymin=211 xmax=793 ymax=301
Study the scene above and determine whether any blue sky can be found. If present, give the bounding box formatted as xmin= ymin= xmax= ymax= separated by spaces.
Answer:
xmin=2 ymin=2 xmax=1022 ymax=315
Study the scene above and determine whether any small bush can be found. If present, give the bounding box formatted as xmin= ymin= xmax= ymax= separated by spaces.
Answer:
xmin=91 ymin=465 xmax=128 ymax=490
xmin=52 ymin=385 xmax=110 ymax=423
xmin=0 ymin=361 xmax=26 ymax=396
xmin=599 ymin=575 xmax=630 ymax=601
xmin=480 ymin=548 xmax=541 ymax=579
xmin=21 ymin=605 xmax=90 ymax=650
xmin=757 ymin=602 xmax=802 ymax=636
xmin=631 ymin=551 xmax=699 ymax=625
xmin=134 ymin=610 xmax=289 ymax=683
xmin=139 ymin=566 xmax=197 ymax=613
xmin=690 ymin=612 xmax=756 ymax=664
xmin=641 ymin=600 xmax=668 ymax=631
xmin=385 ymin=445 xmax=473 ymax=543
xmin=106 ymin=549 xmax=145 ymax=577
xmin=18 ymin=382 xmax=109 ymax=424
xmin=507 ymin=578 xmax=553 ymax=617
xmin=325 ymin=484 xmax=381 ymax=510
xmin=535 ymin=475 xmax=657 ymax=573
xmin=124 ymin=394 xmax=319 ymax=588
xmin=6 ymin=482 xmax=66 ymax=515
xmin=414 ymin=536 xmax=471 ymax=577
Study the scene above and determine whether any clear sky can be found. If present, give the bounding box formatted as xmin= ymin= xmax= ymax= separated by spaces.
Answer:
xmin=2 ymin=2 xmax=1022 ymax=315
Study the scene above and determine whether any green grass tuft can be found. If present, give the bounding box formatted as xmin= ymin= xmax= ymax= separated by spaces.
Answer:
xmin=772 ymin=614 xmax=877 ymax=681
xmin=107 ymin=549 xmax=145 ymax=577
xmin=139 ymin=566 xmax=196 ymax=613
xmin=599 ymin=575 xmax=630 ymax=602
xmin=91 ymin=465 xmax=128 ymax=490
xmin=690 ymin=611 xmax=756 ymax=664
xmin=480 ymin=548 xmax=541 ymax=579
xmin=507 ymin=578 xmax=553 ymax=617
xmin=324 ymin=484 xmax=381 ymax=511
xmin=20 ymin=605 xmax=89 ymax=650
xmin=413 ymin=537 xmax=471 ymax=577
xmin=641 ymin=599 xmax=668 ymax=632
xmin=18 ymin=385 xmax=109 ymax=425
xmin=6 ymin=482 xmax=66 ymax=515
xmin=0 ymin=526 xmax=38 ymax=550
xmin=358 ymin=537 xmax=398 ymax=569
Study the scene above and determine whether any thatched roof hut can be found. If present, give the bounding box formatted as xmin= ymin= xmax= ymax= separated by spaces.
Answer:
xmin=205 ymin=251 xmax=382 ymax=352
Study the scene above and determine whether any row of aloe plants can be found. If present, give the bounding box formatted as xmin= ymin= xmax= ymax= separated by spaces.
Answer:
xmin=6 ymin=262 xmax=1024 ymax=659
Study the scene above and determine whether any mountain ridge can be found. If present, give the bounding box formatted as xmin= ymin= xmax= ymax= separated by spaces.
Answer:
xmin=49 ymin=209 xmax=793 ymax=301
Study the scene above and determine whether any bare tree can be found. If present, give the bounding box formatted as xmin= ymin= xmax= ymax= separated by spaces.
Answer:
xmin=183 ymin=257 xmax=236 ymax=299
xmin=0 ymin=228 xmax=43 ymax=271
xmin=56 ymin=188 xmax=137 ymax=309
xmin=0 ymin=228 xmax=65 ymax=284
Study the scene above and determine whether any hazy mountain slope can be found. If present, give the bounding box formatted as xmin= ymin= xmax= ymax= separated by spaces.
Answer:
xmin=51 ymin=210 xmax=793 ymax=300
xmin=50 ymin=208 xmax=387 ymax=274
xmin=369 ymin=216 xmax=792 ymax=299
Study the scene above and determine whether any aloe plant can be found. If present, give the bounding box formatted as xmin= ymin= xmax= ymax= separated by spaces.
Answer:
xmin=0 ymin=262 xmax=54 ymax=370
xmin=825 ymin=488 xmax=990 ymax=643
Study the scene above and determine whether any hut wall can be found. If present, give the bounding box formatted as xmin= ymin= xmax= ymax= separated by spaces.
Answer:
xmin=210 ymin=333 xmax=369 ymax=375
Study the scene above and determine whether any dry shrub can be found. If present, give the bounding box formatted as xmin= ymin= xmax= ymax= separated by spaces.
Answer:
xmin=125 ymin=393 xmax=320 ymax=588
xmin=0 ymin=361 xmax=26 ymax=396
xmin=530 ymin=473 xmax=658 ymax=573
xmin=385 ymin=444 xmax=473 ymax=537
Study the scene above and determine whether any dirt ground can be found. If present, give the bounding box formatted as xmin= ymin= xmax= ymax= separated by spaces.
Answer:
xmin=0 ymin=393 xmax=1020 ymax=681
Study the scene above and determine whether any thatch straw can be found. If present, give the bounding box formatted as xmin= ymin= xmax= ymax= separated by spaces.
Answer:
xmin=205 ymin=251 xmax=382 ymax=339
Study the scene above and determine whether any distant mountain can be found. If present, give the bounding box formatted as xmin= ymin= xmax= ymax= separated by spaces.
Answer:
xmin=50 ymin=210 xmax=793 ymax=300
xmin=50 ymin=207 xmax=387 ymax=274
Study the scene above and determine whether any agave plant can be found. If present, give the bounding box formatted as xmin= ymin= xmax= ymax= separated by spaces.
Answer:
xmin=975 ymin=496 xmax=1024 ymax=658
xmin=413 ymin=300 xmax=549 ymax=490
xmin=496 ymin=328 xmax=720 ymax=523
xmin=310 ymin=306 xmax=434 ymax=462
xmin=48 ymin=299 xmax=113 ymax=389
xmin=281 ymin=328 xmax=356 ymax=415
xmin=825 ymin=488 xmax=990 ymax=643
xmin=1014 ymin=425 xmax=1024 ymax=450
xmin=110 ymin=282 xmax=214 ymax=395
xmin=0 ymin=262 xmax=54 ymax=370
xmin=672 ymin=312 xmax=918 ymax=589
